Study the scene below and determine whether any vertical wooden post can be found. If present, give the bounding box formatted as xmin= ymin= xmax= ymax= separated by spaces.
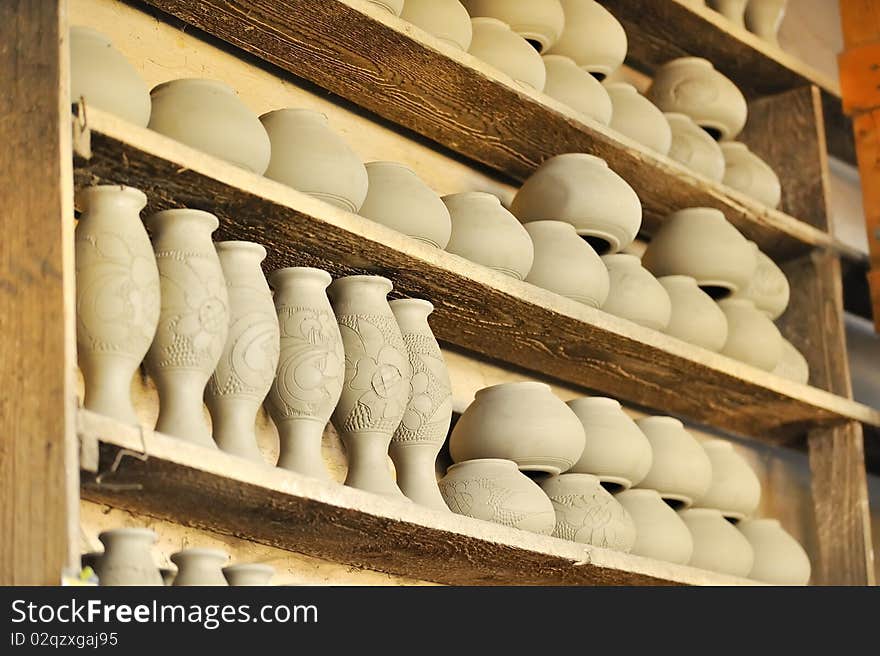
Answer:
xmin=0 ymin=0 xmax=79 ymax=584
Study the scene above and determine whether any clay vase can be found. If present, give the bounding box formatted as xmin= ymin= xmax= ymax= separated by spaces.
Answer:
xmin=359 ymin=162 xmax=452 ymax=249
xmin=389 ymin=299 xmax=453 ymax=511
xmin=148 ymin=79 xmax=271 ymax=174
xmin=664 ymin=112 xmax=725 ymax=182
xmin=540 ymin=473 xmax=637 ymax=551
xmin=642 ymin=207 xmax=758 ymax=299
xmin=738 ymin=519 xmax=811 ymax=585
xmin=694 ymin=439 xmax=761 ymax=520
xmin=442 ymin=192 xmax=534 ymax=280
xmin=708 ymin=0 xmax=747 ymax=27
xmin=69 ymin=26 xmax=151 ymax=126
xmin=205 ymin=242 xmax=280 ymax=462
xmin=720 ymin=142 xmax=782 ymax=209
xmin=545 ymin=0 xmax=628 ymax=80
xmin=566 ymin=397 xmax=653 ymax=490
xmin=328 ymin=276 xmax=411 ymax=497
xmin=605 ymin=83 xmax=673 ymax=156
xmin=95 ymin=528 xmax=163 ymax=586
xmin=745 ymin=0 xmax=787 ymax=46
xmin=468 ymin=18 xmax=547 ymax=91
xmin=511 ymin=153 xmax=642 ymax=254
xmin=732 ymin=243 xmax=790 ymax=320
xmin=170 ymin=548 xmax=229 ymax=586
xmin=615 ymin=489 xmax=694 ymax=564
xmin=160 ymin=567 xmax=177 ymax=586
xmin=601 ymin=254 xmax=672 ymax=331
xmin=223 ymin=563 xmax=275 ymax=586
xmin=717 ymin=298 xmax=783 ymax=371
xmin=635 ymin=416 xmax=712 ymax=508
xmin=144 ymin=209 xmax=229 ymax=448
xmin=367 ymin=0 xmax=404 ymax=16
xmin=75 ymin=185 xmax=160 ymax=425
xmin=450 ymin=381 xmax=585 ymax=474
xmin=524 ymin=221 xmax=610 ymax=307
xmin=260 ymin=109 xmax=369 ymax=213
xmin=439 ymin=458 xmax=556 ymax=534
xmin=461 ymin=0 xmax=566 ymax=53
xmin=658 ymin=275 xmax=729 ymax=352
xmin=679 ymin=508 xmax=754 ymax=576
xmin=773 ymin=337 xmax=810 ymax=385
xmin=542 ymin=55 xmax=613 ymax=125
xmin=647 ymin=58 xmax=748 ymax=140
xmin=402 ymin=0 xmax=473 ymax=50
xmin=266 ymin=268 xmax=345 ymax=479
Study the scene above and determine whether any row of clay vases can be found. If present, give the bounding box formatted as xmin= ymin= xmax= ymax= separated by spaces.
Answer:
xmin=708 ymin=0 xmax=788 ymax=46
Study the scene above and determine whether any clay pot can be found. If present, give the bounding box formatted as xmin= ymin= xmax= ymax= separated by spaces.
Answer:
xmin=205 ymin=242 xmax=280 ymax=462
xmin=439 ymin=458 xmax=556 ymax=534
xmin=546 ymin=0 xmax=628 ymax=80
xmin=69 ymin=26 xmax=151 ymax=126
xmin=679 ymin=508 xmax=754 ymax=576
xmin=708 ymin=0 xmax=747 ymax=26
xmin=601 ymin=254 xmax=672 ymax=330
xmin=647 ymin=58 xmax=748 ymax=140
xmin=773 ymin=337 xmax=810 ymax=385
xmin=75 ymin=185 xmax=160 ymax=425
xmin=144 ymin=209 xmax=229 ymax=448
xmin=368 ymin=0 xmax=404 ymax=15
xmin=468 ymin=17 xmax=547 ymax=91
xmin=260 ymin=109 xmax=369 ymax=213
xmin=695 ymin=440 xmax=761 ymax=520
xmin=170 ymin=548 xmax=229 ymax=586
xmin=267 ymin=268 xmax=345 ymax=479
xmin=720 ymin=142 xmax=782 ymax=209
xmin=359 ymin=162 xmax=452 ymax=248
xmin=605 ymin=83 xmax=673 ymax=156
xmin=717 ymin=298 xmax=783 ymax=371
xmin=402 ymin=0 xmax=473 ymax=50
xmin=389 ymin=299 xmax=453 ymax=511
xmin=329 ymin=276 xmax=411 ymax=497
xmin=664 ymin=112 xmax=725 ymax=182
xmin=223 ymin=563 xmax=275 ymax=586
xmin=745 ymin=0 xmax=787 ymax=46
xmin=95 ymin=528 xmax=163 ymax=586
xmin=658 ymin=275 xmax=729 ymax=351
xmin=450 ymin=381 xmax=586 ymax=475
xmin=542 ymin=55 xmax=613 ymax=125
xmin=635 ymin=416 xmax=712 ymax=508
xmin=732 ymin=243 xmax=789 ymax=319
xmin=738 ymin=518 xmax=811 ymax=585
xmin=523 ymin=221 xmax=610 ymax=307
xmin=540 ymin=473 xmax=637 ymax=551
xmin=442 ymin=192 xmax=534 ymax=280
xmin=159 ymin=568 xmax=177 ymax=586
xmin=461 ymin=0 xmax=566 ymax=53
xmin=148 ymin=79 xmax=271 ymax=174
xmin=511 ymin=153 xmax=642 ymax=255
xmin=566 ymin=397 xmax=653 ymax=490
xmin=615 ymin=489 xmax=694 ymax=564
xmin=641 ymin=207 xmax=758 ymax=299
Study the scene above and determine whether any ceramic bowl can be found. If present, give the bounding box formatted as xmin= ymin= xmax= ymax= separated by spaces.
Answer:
xmin=717 ymin=298 xmax=783 ymax=371
xmin=773 ymin=337 xmax=810 ymax=385
xmin=468 ymin=17 xmax=547 ymax=91
xmin=738 ymin=518 xmax=811 ymax=585
xmin=542 ymin=55 xmax=613 ymax=125
xmin=615 ymin=489 xmax=694 ymax=564
xmin=601 ymin=254 xmax=672 ymax=330
xmin=462 ymin=0 xmax=566 ymax=53
xmin=664 ymin=112 xmax=725 ymax=182
xmin=401 ymin=0 xmax=474 ymax=50
xmin=720 ymin=142 xmax=782 ymax=209
xmin=694 ymin=439 xmax=761 ymax=520
xmin=545 ymin=0 xmax=628 ymax=80
xmin=605 ymin=83 xmax=673 ymax=156
xmin=658 ymin=275 xmax=729 ymax=351
xmin=678 ymin=508 xmax=754 ymax=577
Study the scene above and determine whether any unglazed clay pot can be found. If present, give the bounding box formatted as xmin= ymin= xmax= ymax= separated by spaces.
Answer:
xmin=171 ymin=548 xmax=229 ymax=586
xmin=389 ymin=299 xmax=453 ymax=511
xmin=148 ymin=79 xmax=271 ymax=174
xmin=679 ymin=508 xmax=754 ymax=576
xmin=658 ymin=275 xmax=729 ymax=351
xmin=523 ymin=221 xmax=610 ymax=307
xmin=601 ymin=254 xmax=672 ymax=330
xmin=732 ymin=243 xmax=789 ymax=319
xmin=267 ymin=268 xmax=345 ymax=479
xmin=540 ymin=473 xmax=637 ymax=551
xmin=773 ymin=337 xmax=809 ymax=385
xmin=566 ymin=397 xmax=653 ymax=490
xmin=468 ymin=17 xmax=547 ymax=91
xmin=439 ymin=458 xmax=556 ymax=534
xmin=641 ymin=207 xmax=758 ymax=299
xmin=95 ymin=528 xmax=163 ymax=586
xmin=720 ymin=142 xmax=782 ymax=209
xmin=359 ymin=162 xmax=452 ymax=248
xmin=75 ymin=185 xmax=160 ymax=425
xmin=205 ymin=242 xmax=280 ymax=462
xmin=69 ymin=26 xmax=151 ymax=126
xmin=368 ymin=0 xmax=404 ymax=15
xmin=708 ymin=0 xmax=747 ymax=26
xmin=717 ymin=298 xmax=783 ymax=371
xmin=511 ymin=153 xmax=642 ymax=254
xmin=145 ymin=209 xmax=229 ymax=448
xmin=462 ymin=0 xmax=565 ymax=52
xmin=402 ymin=0 xmax=473 ymax=50
xmin=745 ymin=0 xmax=787 ymax=46
xmin=647 ymin=58 xmax=748 ymax=140
xmin=329 ymin=276 xmax=411 ymax=497
xmin=542 ymin=55 xmax=613 ymax=125
xmin=738 ymin=519 xmax=811 ymax=585
xmin=605 ymin=83 xmax=672 ymax=156
xmin=159 ymin=567 xmax=177 ymax=586
xmin=694 ymin=439 xmax=761 ymax=520
xmin=546 ymin=0 xmax=627 ymax=80
xmin=260 ymin=109 xmax=369 ymax=213
xmin=615 ymin=489 xmax=694 ymax=564
xmin=635 ymin=416 xmax=712 ymax=508
xmin=442 ymin=192 xmax=534 ymax=279
xmin=664 ymin=112 xmax=725 ymax=182
xmin=450 ymin=381 xmax=586 ymax=474
xmin=223 ymin=563 xmax=275 ymax=586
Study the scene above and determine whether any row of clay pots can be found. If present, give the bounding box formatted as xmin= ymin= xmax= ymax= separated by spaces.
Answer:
xmin=706 ymin=0 xmax=789 ymax=46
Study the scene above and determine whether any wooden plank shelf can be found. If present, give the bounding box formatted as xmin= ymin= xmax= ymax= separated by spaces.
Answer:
xmin=73 ymin=108 xmax=880 ymax=443
xmin=77 ymin=409 xmax=762 ymax=586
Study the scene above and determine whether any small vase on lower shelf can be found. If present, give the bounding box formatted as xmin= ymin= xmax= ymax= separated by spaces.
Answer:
xmin=223 ymin=563 xmax=275 ymax=586
xmin=95 ymin=528 xmax=163 ymax=586
xmin=170 ymin=548 xmax=229 ymax=586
